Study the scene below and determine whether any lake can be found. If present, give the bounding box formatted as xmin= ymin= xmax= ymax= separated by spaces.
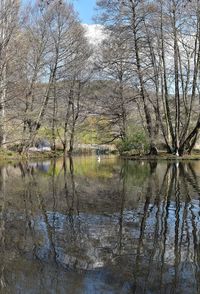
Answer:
xmin=0 ymin=156 xmax=199 ymax=293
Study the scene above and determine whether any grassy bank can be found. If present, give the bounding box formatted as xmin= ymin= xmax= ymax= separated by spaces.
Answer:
xmin=0 ymin=148 xmax=63 ymax=162
xmin=2 ymin=147 xmax=200 ymax=162
xmin=121 ymin=151 xmax=200 ymax=161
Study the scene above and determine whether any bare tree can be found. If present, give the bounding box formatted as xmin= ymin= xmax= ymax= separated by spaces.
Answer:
xmin=91 ymin=28 xmax=136 ymax=143
xmin=16 ymin=0 xmax=91 ymax=153
xmin=96 ymin=0 xmax=200 ymax=155
xmin=0 ymin=0 xmax=19 ymax=147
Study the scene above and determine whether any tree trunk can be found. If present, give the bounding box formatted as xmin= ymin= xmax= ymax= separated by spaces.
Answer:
xmin=130 ymin=0 xmax=154 ymax=148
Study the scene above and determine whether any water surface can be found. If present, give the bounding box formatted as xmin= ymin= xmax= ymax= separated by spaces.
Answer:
xmin=0 ymin=156 xmax=199 ymax=293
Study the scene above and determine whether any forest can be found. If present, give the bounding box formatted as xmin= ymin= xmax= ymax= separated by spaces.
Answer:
xmin=0 ymin=0 xmax=200 ymax=156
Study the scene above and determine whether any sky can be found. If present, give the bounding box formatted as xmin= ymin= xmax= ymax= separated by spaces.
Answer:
xmin=72 ymin=0 xmax=97 ymax=24
xmin=23 ymin=0 xmax=102 ymax=43
xmin=72 ymin=1 xmax=105 ymax=45
xmin=23 ymin=1 xmax=97 ymax=24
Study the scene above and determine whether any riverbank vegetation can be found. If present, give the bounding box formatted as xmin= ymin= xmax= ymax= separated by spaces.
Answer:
xmin=1 ymin=0 xmax=200 ymax=159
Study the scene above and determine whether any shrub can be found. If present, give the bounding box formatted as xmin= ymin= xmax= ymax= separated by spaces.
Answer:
xmin=116 ymin=130 xmax=149 ymax=155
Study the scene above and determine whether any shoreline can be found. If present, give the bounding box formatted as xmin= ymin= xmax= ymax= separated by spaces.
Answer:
xmin=121 ymin=152 xmax=200 ymax=161
xmin=1 ymin=149 xmax=200 ymax=162
xmin=0 ymin=150 xmax=63 ymax=163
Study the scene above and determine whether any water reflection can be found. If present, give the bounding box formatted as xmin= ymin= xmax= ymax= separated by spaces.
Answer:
xmin=0 ymin=157 xmax=199 ymax=293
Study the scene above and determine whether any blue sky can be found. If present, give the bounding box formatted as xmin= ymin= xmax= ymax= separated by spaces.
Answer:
xmin=23 ymin=0 xmax=97 ymax=24
xmin=72 ymin=0 xmax=96 ymax=24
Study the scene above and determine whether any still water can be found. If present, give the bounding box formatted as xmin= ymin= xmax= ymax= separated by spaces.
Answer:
xmin=0 ymin=156 xmax=199 ymax=293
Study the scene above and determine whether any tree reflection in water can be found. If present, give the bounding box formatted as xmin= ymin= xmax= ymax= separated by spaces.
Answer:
xmin=0 ymin=157 xmax=198 ymax=293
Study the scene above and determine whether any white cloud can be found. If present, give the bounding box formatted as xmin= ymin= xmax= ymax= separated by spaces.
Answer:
xmin=83 ymin=24 xmax=106 ymax=45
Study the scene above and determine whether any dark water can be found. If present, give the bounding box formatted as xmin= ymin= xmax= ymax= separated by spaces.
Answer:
xmin=0 ymin=156 xmax=199 ymax=293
